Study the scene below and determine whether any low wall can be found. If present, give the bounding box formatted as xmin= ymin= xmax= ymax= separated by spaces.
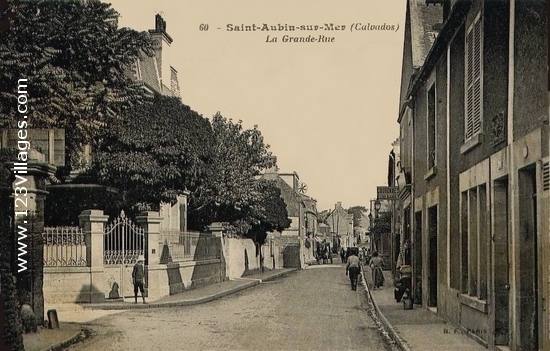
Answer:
xmin=223 ymin=237 xmax=261 ymax=279
xmin=44 ymin=267 xmax=105 ymax=304
xmin=148 ymin=259 xmax=224 ymax=299
xmin=44 ymin=258 xmax=225 ymax=303
xmin=44 ymin=234 xmax=302 ymax=304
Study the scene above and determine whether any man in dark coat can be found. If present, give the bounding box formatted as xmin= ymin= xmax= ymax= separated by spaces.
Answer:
xmin=132 ymin=255 xmax=146 ymax=304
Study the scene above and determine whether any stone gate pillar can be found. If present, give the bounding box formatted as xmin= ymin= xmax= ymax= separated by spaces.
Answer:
xmin=136 ymin=211 xmax=162 ymax=266
xmin=0 ymin=158 xmax=24 ymax=351
xmin=17 ymin=160 xmax=56 ymax=326
xmin=208 ymin=222 xmax=226 ymax=281
xmin=79 ymin=209 xmax=108 ymax=302
xmin=136 ymin=211 xmax=163 ymax=299
xmin=79 ymin=210 xmax=108 ymax=269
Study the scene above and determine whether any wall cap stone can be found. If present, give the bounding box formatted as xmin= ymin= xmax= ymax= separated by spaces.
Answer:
xmin=459 ymin=293 xmax=488 ymax=314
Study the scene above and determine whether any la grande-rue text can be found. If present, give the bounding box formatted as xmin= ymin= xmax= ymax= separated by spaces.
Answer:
xmin=266 ymin=34 xmax=335 ymax=43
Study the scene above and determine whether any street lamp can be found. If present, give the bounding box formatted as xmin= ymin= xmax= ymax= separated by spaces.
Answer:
xmin=368 ymin=212 xmax=373 ymax=252
xmin=369 ymin=213 xmax=374 ymax=232
xmin=371 ymin=199 xmax=382 ymax=251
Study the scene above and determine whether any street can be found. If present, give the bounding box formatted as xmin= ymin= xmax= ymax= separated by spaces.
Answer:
xmin=64 ymin=264 xmax=393 ymax=351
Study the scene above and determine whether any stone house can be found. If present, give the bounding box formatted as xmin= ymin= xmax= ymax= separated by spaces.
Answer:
xmin=353 ymin=211 xmax=371 ymax=246
xmin=396 ymin=0 xmax=548 ymax=350
xmin=301 ymin=193 xmax=319 ymax=262
xmin=386 ymin=139 xmax=401 ymax=275
xmin=133 ymin=14 xmax=180 ymax=98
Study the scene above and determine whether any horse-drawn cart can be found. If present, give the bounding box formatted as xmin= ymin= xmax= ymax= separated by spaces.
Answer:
xmin=315 ymin=241 xmax=333 ymax=264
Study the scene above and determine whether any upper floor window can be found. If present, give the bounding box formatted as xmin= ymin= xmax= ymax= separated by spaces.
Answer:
xmin=465 ymin=14 xmax=483 ymax=140
xmin=427 ymin=83 xmax=436 ymax=169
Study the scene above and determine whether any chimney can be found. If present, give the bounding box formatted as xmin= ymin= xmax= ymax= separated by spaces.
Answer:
xmin=149 ymin=14 xmax=173 ymax=95
xmin=155 ymin=14 xmax=167 ymax=32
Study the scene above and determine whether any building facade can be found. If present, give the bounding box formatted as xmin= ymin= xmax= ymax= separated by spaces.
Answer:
xmin=261 ymin=170 xmax=318 ymax=268
xmin=326 ymin=202 xmax=354 ymax=248
xmin=396 ymin=0 xmax=548 ymax=350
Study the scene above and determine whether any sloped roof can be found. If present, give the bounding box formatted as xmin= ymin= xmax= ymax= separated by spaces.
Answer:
xmin=276 ymin=177 xmax=302 ymax=217
xmin=137 ymin=54 xmax=161 ymax=92
xmin=398 ymin=0 xmax=443 ymax=120
xmin=410 ymin=0 xmax=443 ymax=69
xmin=170 ymin=67 xmax=180 ymax=97
xmin=260 ymin=173 xmax=303 ymax=217
xmin=300 ymin=193 xmax=317 ymax=215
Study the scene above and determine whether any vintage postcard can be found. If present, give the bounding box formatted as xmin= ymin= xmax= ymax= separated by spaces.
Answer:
xmin=0 ymin=0 xmax=548 ymax=350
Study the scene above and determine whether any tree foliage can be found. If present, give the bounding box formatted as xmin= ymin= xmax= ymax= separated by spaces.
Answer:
xmin=0 ymin=0 xmax=289 ymax=243
xmin=347 ymin=205 xmax=367 ymax=227
xmin=241 ymin=179 xmax=291 ymax=245
xmin=188 ymin=113 xmax=277 ymax=232
xmin=91 ymin=93 xmax=214 ymax=210
xmin=371 ymin=211 xmax=392 ymax=236
xmin=0 ymin=0 xmax=154 ymax=169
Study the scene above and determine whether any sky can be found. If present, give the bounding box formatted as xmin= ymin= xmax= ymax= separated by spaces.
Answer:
xmin=106 ymin=0 xmax=406 ymax=211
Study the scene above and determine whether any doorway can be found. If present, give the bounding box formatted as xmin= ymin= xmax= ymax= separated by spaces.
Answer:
xmin=428 ymin=206 xmax=438 ymax=308
xmin=413 ymin=211 xmax=423 ymax=305
xmin=518 ymin=167 xmax=538 ymax=351
xmin=493 ymin=178 xmax=510 ymax=346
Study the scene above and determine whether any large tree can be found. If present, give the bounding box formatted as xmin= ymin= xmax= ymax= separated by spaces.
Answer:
xmin=188 ymin=113 xmax=277 ymax=232
xmin=0 ymin=0 xmax=154 ymax=171
xmin=347 ymin=205 xmax=367 ymax=227
xmin=91 ymin=93 xmax=214 ymax=211
xmin=241 ymin=179 xmax=291 ymax=246
xmin=371 ymin=211 xmax=392 ymax=252
xmin=0 ymin=1 xmax=153 ymax=344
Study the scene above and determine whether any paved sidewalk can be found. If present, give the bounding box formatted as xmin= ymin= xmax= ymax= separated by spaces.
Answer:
xmin=363 ymin=268 xmax=487 ymax=351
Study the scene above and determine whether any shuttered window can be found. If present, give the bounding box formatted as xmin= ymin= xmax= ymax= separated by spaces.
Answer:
xmin=543 ymin=161 xmax=550 ymax=191
xmin=465 ymin=15 xmax=482 ymax=140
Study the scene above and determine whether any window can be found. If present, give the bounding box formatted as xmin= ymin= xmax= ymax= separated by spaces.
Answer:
xmin=465 ymin=14 xmax=482 ymax=140
xmin=427 ymin=84 xmax=436 ymax=168
xmin=460 ymin=185 xmax=488 ymax=300
xmin=460 ymin=191 xmax=468 ymax=293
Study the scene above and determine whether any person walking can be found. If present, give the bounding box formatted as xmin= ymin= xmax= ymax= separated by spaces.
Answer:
xmin=132 ymin=255 xmax=146 ymax=304
xmin=346 ymin=248 xmax=361 ymax=291
xmin=369 ymin=251 xmax=385 ymax=289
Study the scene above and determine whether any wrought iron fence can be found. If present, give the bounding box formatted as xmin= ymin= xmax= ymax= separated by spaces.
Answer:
xmin=43 ymin=226 xmax=87 ymax=267
xmin=159 ymin=230 xmax=220 ymax=264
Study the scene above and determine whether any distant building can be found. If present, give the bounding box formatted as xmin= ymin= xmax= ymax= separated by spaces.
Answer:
xmin=353 ymin=211 xmax=371 ymax=246
xmin=326 ymin=202 xmax=354 ymax=248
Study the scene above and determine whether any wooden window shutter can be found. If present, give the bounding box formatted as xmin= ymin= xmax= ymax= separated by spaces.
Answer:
xmin=465 ymin=16 xmax=482 ymax=140
xmin=543 ymin=161 xmax=550 ymax=192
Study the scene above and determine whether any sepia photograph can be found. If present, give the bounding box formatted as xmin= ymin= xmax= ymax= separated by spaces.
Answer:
xmin=0 ymin=0 xmax=548 ymax=350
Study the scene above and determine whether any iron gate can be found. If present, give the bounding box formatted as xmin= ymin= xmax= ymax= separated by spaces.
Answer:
xmin=103 ymin=210 xmax=145 ymax=265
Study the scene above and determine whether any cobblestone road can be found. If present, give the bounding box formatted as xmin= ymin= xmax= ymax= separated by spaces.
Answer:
xmin=65 ymin=264 xmax=392 ymax=351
